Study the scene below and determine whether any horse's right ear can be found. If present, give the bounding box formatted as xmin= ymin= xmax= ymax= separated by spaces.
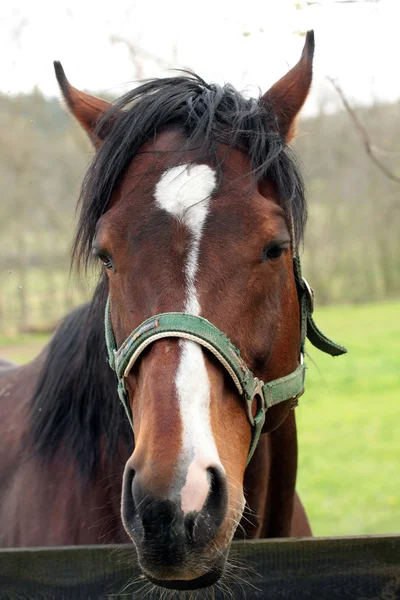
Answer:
xmin=54 ymin=61 xmax=112 ymax=147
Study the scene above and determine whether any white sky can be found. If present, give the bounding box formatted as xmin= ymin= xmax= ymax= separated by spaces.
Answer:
xmin=1 ymin=0 xmax=399 ymax=115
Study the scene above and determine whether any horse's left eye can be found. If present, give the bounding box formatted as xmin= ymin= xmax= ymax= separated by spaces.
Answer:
xmin=261 ymin=244 xmax=287 ymax=262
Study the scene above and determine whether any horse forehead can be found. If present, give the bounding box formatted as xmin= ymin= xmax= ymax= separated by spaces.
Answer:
xmin=154 ymin=164 xmax=217 ymax=218
xmin=112 ymin=130 xmax=282 ymax=228
xmin=121 ymin=128 xmax=254 ymax=193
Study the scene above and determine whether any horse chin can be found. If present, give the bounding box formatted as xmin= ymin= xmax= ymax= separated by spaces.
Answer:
xmin=142 ymin=550 xmax=228 ymax=591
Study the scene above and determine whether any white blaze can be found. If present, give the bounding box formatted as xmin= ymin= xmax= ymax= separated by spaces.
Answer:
xmin=154 ymin=164 xmax=222 ymax=514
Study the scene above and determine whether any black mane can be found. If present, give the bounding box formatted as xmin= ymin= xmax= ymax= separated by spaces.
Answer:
xmin=29 ymin=281 xmax=132 ymax=478
xmin=74 ymin=73 xmax=307 ymax=269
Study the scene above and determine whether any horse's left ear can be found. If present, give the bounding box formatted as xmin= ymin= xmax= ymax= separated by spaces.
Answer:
xmin=261 ymin=31 xmax=314 ymax=142
xmin=54 ymin=61 xmax=112 ymax=147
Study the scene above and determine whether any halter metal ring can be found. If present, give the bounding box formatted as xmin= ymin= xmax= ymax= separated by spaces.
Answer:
xmin=245 ymin=377 xmax=265 ymax=426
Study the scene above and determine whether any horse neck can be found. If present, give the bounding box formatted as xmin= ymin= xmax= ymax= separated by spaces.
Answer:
xmin=240 ymin=411 xmax=298 ymax=538
xmin=29 ymin=279 xmax=132 ymax=483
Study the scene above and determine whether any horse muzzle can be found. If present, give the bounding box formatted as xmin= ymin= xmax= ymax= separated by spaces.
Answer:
xmin=121 ymin=463 xmax=230 ymax=588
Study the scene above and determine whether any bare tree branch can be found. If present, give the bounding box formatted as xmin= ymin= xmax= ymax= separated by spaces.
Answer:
xmin=110 ymin=35 xmax=173 ymax=80
xmin=326 ymin=76 xmax=400 ymax=183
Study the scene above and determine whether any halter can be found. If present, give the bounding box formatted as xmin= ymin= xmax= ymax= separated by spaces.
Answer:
xmin=104 ymin=255 xmax=346 ymax=465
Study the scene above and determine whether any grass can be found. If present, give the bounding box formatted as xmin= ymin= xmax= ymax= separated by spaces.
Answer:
xmin=296 ymin=300 xmax=400 ymax=536
xmin=0 ymin=300 xmax=398 ymax=537
xmin=0 ymin=333 xmax=50 ymax=364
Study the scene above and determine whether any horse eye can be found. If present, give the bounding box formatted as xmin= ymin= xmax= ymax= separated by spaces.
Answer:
xmin=99 ymin=256 xmax=113 ymax=269
xmin=261 ymin=244 xmax=287 ymax=262
xmin=93 ymin=248 xmax=113 ymax=269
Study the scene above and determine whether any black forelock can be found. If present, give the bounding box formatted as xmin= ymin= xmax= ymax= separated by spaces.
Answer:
xmin=73 ymin=72 xmax=307 ymax=270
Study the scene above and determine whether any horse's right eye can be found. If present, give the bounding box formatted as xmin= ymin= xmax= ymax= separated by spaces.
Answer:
xmin=98 ymin=255 xmax=113 ymax=269
xmin=93 ymin=248 xmax=113 ymax=270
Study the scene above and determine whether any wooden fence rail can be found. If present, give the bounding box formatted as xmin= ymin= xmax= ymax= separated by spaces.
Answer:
xmin=0 ymin=535 xmax=399 ymax=599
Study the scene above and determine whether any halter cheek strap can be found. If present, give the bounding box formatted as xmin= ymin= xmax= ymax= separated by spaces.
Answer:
xmin=104 ymin=257 xmax=346 ymax=465
xmin=293 ymin=256 xmax=347 ymax=357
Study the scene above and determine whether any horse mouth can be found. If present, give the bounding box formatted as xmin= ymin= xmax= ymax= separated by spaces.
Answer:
xmin=143 ymin=550 xmax=228 ymax=590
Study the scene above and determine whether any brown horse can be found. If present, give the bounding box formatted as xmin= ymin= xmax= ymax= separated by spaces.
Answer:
xmin=0 ymin=31 xmax=345 ymax=591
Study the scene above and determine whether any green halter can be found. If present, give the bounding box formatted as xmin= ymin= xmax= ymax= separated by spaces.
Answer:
xmin=104 ymin=256 xmax=346 ymax=465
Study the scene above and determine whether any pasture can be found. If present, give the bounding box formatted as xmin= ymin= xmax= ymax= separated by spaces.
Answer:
xmin=0 ymin=300 xmax=398 ymax=537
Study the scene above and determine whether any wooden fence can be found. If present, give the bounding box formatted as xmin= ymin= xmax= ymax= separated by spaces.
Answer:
xmin=0 ymin=535 xmax=399 ymax=599
xmin=0 ymin=267 xmax=93 ymax=336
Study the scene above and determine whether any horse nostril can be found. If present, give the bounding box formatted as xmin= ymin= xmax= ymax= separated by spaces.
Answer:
xmin=183 ymin=466 xmax=228 ymax=547
xmin=131 ymin=474 xmax=144 ymax=510
xmin=208 ymin=466 xmax=224 ymax=494
xmin=131 ymin=477 xmax=182 ymax=541
xmin=206 ymin=466 xmax=228 ymax=518
xmin=122 ymin=466 xmax=136 ymax=528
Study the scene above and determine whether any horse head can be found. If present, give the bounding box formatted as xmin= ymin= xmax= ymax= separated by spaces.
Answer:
xmin=56 ymin=32 xmax=314 ymax=589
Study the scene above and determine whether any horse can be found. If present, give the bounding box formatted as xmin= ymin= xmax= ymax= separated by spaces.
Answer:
xmin=0 ymin=31 xmax=346 ymax=591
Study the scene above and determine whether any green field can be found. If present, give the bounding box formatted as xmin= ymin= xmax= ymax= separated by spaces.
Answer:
xmin=296 ymin=300 xmax=399 ymax=536
xmin=0 ymin=300 xmax=399 ymax=537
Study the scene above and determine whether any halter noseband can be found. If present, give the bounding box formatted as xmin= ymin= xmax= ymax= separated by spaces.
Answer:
xmin=104 ymin=256 xmax=346 ymax=465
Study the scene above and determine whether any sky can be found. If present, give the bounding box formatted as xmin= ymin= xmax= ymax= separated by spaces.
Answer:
xmin=1 ymin=0 xmax=399 ymax=115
